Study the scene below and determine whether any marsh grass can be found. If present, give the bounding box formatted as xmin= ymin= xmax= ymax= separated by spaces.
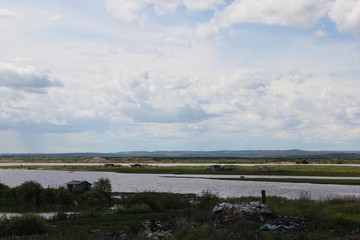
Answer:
xmin=1 ymin=185 xmax=360 ymax=239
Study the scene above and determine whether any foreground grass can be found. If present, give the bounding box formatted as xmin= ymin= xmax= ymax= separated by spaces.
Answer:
xmin=1 ymin=190 xmax=360 ymax=239
xmin=28 ymin=193 xmax=360 ymax=239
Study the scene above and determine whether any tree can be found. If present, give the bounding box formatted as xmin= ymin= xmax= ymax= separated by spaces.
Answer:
xmin=15 ymin=181 xmax=43 ymax=208
xmin=93 ymin=178 xmax=112 ymax=194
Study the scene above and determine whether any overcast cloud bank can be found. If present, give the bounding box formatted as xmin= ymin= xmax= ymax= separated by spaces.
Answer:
xmin=0 ymin=0 xmax=360 ymax=152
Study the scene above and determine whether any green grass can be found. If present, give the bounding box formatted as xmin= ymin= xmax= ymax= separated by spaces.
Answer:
xmin=2 ymin=191 xmax=360 ymax=239
xmin=49 ymin=212 xmax=167 ymax=234
xmin=48 ymin=193 xmax=360 ymax=240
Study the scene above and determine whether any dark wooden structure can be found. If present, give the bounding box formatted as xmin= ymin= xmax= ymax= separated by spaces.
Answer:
xmin=66 ymin=180 xmax=92 ymax=192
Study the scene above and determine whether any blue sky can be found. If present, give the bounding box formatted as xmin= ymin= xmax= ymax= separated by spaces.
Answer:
xmin=1 ymin=0 xmax=360 ymax=153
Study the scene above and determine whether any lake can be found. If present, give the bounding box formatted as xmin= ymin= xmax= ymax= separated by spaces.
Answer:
xmin=0 ymin=169 xmax=359 ymax=200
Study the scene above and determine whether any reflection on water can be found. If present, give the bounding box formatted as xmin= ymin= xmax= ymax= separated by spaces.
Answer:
xmin=0 ymin=169 xmax=359 ymax=200
xmin=0 ymin=212 xmax=77 ymax=219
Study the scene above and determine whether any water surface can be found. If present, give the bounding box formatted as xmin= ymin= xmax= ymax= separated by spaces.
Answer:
xmin=0 ymin=169 xmax=359 ymax=200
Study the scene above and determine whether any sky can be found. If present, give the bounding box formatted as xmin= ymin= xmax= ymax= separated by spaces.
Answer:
xmin=1 ymin=0 xmax=360 ymax=153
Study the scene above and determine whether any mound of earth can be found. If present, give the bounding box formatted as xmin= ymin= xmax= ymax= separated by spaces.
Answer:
xmin=84 ymin=157 xmax=111 ymax=163
xmin=0 ymin=159 xmax=24 ymax=163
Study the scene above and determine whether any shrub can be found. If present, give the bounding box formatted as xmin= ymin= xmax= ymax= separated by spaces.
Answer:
xmin=121 ymin=192 xmax=190 ymax=213
xmin=82 ymin=190 xmax=108 ymax=208
xmin=196 ymin=190 xmax=220 ymax=209
xmin=93 ymin=177 xmax=112 ymax=194
xmin=14 ymin=181 xmax=43 ymax=208
xmin=122 ymin=192 xmax=162 ymax=212
xmin=7 ymin=213 xmax=49 ymax=236
xmin=51 ymin=212 xmax=68 ymax=221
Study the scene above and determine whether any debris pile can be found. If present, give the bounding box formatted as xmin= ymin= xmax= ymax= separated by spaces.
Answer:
xmin=212 ymin=201 xmax=272 ymax=222
xmin=258 ymin=216 xmax=307 ymax=233
xmin=212 ymin=201 xmax=307 ymax=234
xmin=143 ymin=220 xmax=175 ymax=239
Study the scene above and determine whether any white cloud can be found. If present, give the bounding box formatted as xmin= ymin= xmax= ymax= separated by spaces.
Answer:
xmin=105 ymin=0 xmax=225 ymax=22
xmin=11 ymin=56 xmax=32 ymax=62
xmin=47 ymin=14 xmax=63 ymax=21
xmin=105 ymin=0 xmax=145 ymax=23
xmin=0 ymin=8 xmax=23 ymax=30
xmin=288 ymin=69 xmax=313 ymax=84
xmin=183 ymin=0 xmax=225 ymax=11
xmin=197 ymin=0 xmax=332 ymax=39
xmin=196 ymin=21 xmax=220 ymax=41
xmin=0 ymin=63 xmax=63 ymax=93
xmin=328 ymin=0 xmax=360 ymax=35
xmin=0 ymin=8 xmax=22 ymax=20
xmin=163 ymin=36 xmax=191 ymax=47
xmin=315 ymin=30 xmax=327 ymax=37
xmin=104 ymin=0 xmax=360 ymax=39
xmin=1 ymin=0 xmax=360 ymax=151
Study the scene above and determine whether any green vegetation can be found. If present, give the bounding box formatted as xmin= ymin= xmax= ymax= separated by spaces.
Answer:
xmin=1 ymin=179 xmax=360 ymax=239
xmin=0 ymin=179 xmax=113 ymax=212
xmin=0 ymin=213 xmax=49 ymax=236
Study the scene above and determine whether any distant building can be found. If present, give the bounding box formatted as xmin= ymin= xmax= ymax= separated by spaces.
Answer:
xmin=104 ymin=163 xmax=115 ymax=167
xmin=66 ymin=180 xmax=92 ymax=192
xmin=205 ymin=165 xmax=221 ymax=171
xmin=204 ymin=165 xmax=234 ymax=172
xmin=130 ymin=164 xmax=142 ymax=168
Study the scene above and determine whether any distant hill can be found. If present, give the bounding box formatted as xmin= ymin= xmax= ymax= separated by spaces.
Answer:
xmin=1 ymin=149 xmax=360 ymax=159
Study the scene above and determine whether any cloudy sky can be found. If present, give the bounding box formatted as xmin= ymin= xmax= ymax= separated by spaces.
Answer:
xmin=1 ymin=0 xmax=360 ymax=153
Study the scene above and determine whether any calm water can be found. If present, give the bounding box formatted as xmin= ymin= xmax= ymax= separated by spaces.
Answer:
xmin=0 ymin=169 xmax=359 ymax=200
xmin=0 ymin=212 xmax=77 ymax=219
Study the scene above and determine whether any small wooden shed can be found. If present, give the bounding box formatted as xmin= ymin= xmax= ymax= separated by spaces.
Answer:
xmin=66 ymin=180 xmax=92 ymax=192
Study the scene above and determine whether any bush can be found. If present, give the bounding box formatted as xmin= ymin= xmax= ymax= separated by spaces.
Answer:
xmin=14 ymin=181 xmax=43 ymax=208
xmin=193 ymin=191 xmax=220 ymax=222
xmin=51 ymin=212 xmax=68 ymax=221
xmin=82 ymin=190 xmax=108 ymax=208
xmin=122 ymin=192 xmax=162 ymax=212
xmin=121 ymin=192 xmax=190 ymax=213
xmin=93 ymin=177 xmax=112 ymax=194
xmin=6 ymin=213 xmax=49 ymax=236
xmin=196 ymin=190 xmax=219 ymax=210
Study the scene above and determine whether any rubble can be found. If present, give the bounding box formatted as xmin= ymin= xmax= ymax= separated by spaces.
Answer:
xmin=212 ymin=201 xmax=272 ymax=219
xmin=257 ymin=216 xmax=307 ymax=233
xmin=142 ymin=220 xmax=175 ymax=240
xmin=212 ymin=201 xmax=272 ymax=228
xmin=212 ymin=201 xmax=307 ymax=234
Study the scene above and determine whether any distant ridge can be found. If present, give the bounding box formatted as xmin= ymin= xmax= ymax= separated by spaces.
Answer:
xmin=1 ymin=150 xmax=360 ymax=159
